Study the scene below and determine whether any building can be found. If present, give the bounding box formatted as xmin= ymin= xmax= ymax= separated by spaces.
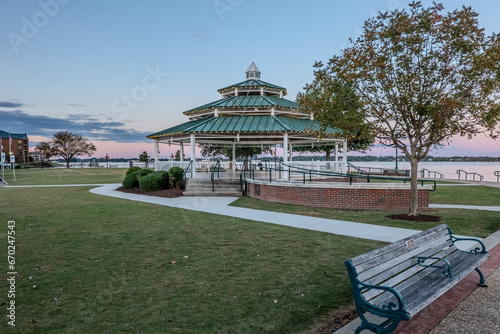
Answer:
xmin=147 ymin=62 xmax=347 ymax=177
xmin=0 ymin=130 xmax=29 ymax=163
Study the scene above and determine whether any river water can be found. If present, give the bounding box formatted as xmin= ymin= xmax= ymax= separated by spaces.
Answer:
xmin=352 ymin=161 xmax=500 ymax=182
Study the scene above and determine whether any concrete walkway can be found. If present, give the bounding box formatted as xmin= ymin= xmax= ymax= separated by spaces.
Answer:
xmin=89 ymin=184 xmax=419 ymax=243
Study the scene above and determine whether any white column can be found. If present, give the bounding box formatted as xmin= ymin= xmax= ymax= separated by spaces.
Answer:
xmin=283 ymin=132 xmax=288 ymax=179
xmin=335 ymin=142 xmax=339 ymax=172
xmin=154 ymin=140 xmax=159 ymax=171
xmin=289 ymin=142 xmax=292 ymax=162
xmin=342 ymin=139 xmax=347 ymax=173
xmin=180 ymin=142 xmax=184 ymax=162
xmin=190 ymin=134 xmax=196 ymax=178
xmin=231 ymin=142 xmax=236 ymax=171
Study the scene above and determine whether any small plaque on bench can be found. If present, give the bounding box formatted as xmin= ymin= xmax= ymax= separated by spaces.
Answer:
xmin=406 ymin=239 xmax=415 ymax=249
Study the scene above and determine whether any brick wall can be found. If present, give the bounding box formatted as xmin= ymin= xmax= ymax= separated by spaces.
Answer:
xmin=246 ymin=181 xmax=429 ymax=211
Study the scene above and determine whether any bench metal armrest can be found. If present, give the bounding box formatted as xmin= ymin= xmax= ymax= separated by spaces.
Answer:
xmin=345 ymin=260 xmax=409 ymax=320
xmin=357 ymin=280 xmax=408 ymax=315
xmin=413 ymin=256 xmax=453 ymax=278
xmin=447 ymin=228 xmax=487 ymax=254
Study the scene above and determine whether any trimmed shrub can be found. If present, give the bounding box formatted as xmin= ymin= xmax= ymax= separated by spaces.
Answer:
xmin=168 ymin=167 xmax=185 ymax=189
xmin=139 ymin=171 xmax=170 ymax=192
xmin=126 ymin=166 xmax=141 ymax=175
xmin=122 ymin=169 xmax=153 ymax=189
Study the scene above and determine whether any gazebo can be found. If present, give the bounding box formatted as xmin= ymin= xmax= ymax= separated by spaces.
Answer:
xmin=147 ymin=62 xmax=347 ymax=177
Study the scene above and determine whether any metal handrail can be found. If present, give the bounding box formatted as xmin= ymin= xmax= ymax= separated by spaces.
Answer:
xmin=210 ymin=160 xmax=221 ymax=192
xmin=240 ymin=162 xmax=437 ymax=191
xmin=421 ymin=168 xmax=444 ymax=179
xmin=494 ymin=171 xmax=500 ymax=183
xmin=456 ymin=169 xmax=484 ymax=181
xmin=347 ymin=162 xmax=361 ymax=173
xmin=183 ymin=160 xmax=193 ymax=184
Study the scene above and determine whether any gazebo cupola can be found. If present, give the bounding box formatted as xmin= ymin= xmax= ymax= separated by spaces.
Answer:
xmin=147 ymin=63 xmax=347 ymax=177
xmin=246 ymin=61 xmax=261 ymax=80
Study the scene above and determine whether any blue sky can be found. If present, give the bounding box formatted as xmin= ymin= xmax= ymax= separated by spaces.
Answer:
xmin=1 ymin=0 xmax=499 ymax=158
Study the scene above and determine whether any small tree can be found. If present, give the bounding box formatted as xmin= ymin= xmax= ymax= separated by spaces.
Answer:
xmin=302 ymin=2 xmax=500 ymax=215
xmin=34 ymin=142 xmax=54 ymax=168
xmin=50 ymin=132 xmax=96 ymax=168
xmin=139 ymin=151 xmax=150 ymax=168
xmin=174 ymin=149 xmax=184 ymax=161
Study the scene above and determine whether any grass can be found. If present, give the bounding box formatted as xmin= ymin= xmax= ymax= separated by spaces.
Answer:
xmin=0 ymin=185 xmax=385 ymax=333
xmin=1 ymin=167 xmax=130 ymax=185
xmin=429 ymin=185 xmax=500 ymax=206
xmin=230 ymin=197 xmax=500 ymax=238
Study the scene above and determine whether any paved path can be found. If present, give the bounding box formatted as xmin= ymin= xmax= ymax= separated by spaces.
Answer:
xmin=89 ymin=184 xmax=419 ymax=243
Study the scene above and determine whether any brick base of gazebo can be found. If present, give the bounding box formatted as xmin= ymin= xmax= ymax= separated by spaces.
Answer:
xmin=246 ymin=180 xmax=430 ymax=211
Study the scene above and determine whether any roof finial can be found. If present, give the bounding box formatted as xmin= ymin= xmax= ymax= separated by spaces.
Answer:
xmin=246 ymin=61 xmax=261 ymax=80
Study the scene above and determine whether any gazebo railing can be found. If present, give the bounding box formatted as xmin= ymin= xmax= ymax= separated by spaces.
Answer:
xmin=456 ymin=169 xmax=484 ymax=181
xmin=421 ymin=168 xmax=444 ymax=179
xmin=240 ymin=162 xmax=436 ymax=193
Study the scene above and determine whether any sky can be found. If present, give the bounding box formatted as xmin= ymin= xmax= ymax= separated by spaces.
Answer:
xmin=1 ymin=0 xmax=499 ymax=159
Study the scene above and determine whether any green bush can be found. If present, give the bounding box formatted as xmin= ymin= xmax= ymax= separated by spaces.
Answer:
xmin=126 ymin=166 xmax=141 ymax=175
xmin=168 ymin=167 xmax=185 ymax=189
xmin=139 ymin=171 xmax=170 ymax=192
xmin=122 ymin=169 xmax=153 ymax=189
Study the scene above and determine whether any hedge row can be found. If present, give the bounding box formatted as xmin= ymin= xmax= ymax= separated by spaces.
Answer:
xmin=122 ymin=167 xmax=184 ymax=192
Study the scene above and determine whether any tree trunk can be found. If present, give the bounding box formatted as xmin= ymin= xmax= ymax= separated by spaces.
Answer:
xmin=409 ymin=157 xmax=419 ymax=216
xmin=66 ymin=159 xmax=70 ymax=168
xmin=244 ymin=154 xmax=249 ymax=171
xmin=325 ymin=150 xmax=331 ymax=161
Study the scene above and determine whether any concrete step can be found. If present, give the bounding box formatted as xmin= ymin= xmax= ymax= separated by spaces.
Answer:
xmin=184 ymin=178 xmax=243 ymax=197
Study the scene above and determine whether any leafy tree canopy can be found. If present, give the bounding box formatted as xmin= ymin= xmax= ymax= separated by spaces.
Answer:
xmin=49 ymin=131 xmax=96 ymax=168
xmin=301 ymin=2 xmax=500 ymax=215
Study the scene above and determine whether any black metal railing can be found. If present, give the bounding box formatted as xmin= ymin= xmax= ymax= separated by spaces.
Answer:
xmin=183 ymin=160 xmax=193 ymax=184
xmin=494 ymin=171 xmax=500 ymax=183
xmin=421 ymin=168 xmax=444 ymax=179
xmin=240 ymin=162 xmax=437 ymax=191
xmin=210 ymin=160 xmax=221 ymax=192
xmin=456 ymin=169 xmax=484 ymax=181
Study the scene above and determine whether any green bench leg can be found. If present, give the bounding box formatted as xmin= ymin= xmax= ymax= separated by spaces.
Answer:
xmin=475 ymin=267 xmax=487 ymax=287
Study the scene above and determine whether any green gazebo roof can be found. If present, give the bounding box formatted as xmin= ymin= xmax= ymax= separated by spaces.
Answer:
xmin=147 ymin=115 xmax=340 ymax=139
xmin=183 ymin=95 xmax=303 ymax=115
xmin=217 ymin=79 xmax=287 ymax=94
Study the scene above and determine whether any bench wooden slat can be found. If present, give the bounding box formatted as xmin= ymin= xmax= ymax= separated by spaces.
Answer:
xmin=352 ymin=225 xmax=449 ymax=270
xmin=354 ymin=227 xmax=450 ymax=276
xmin=358 ymin=233 xmax=453 ymax=283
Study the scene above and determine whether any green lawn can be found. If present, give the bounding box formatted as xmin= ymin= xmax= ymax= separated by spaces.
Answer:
xmin=429 ymin=185 xmax=500 ymax=206
xmin=0 ymin=185 xmax=384 ymax=334
xmin=1 ymin=167 xmax=129 ymax=185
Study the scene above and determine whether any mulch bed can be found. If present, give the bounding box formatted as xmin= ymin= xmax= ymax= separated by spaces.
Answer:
xmin=116 ymin=187 xmax=184 ymax=198
xmin=386 ymin=214 xmax=441 ymax=222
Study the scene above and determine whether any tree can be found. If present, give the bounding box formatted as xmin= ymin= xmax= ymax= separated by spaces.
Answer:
xmin=302 ymin=2 xmax=500 ymax=215
xmin=174 ymin=149 xmax=184 ymax=161
xmin=200 ymin=145 xmax=272 ymax=170
xmin=139 ymin=151 xmax=150 ymax=168
xmin=51 ymin=132 xmax=96 ymax=168
xmin=34 ymin=142 xmax=54 ymax=168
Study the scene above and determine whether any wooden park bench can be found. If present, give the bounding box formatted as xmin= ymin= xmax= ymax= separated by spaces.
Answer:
xmin=345 ymin=224 xmax=488 ymax=334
